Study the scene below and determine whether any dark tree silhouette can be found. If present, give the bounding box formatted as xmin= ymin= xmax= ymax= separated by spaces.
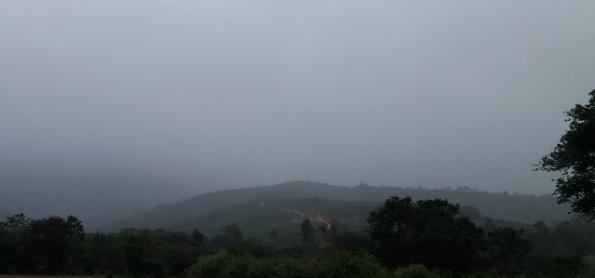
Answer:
xmin=28 ymin=215 xmax=85 ymax=274
xmin=300 ymin=219 xmax=314 ymax=244
xmin=221 ymin=223 xmax=243 ymax=242
xmin=0 ymin=213 xmax=30 ymax=230
xmin=486 ymin=228 xmax=531 ymax=274
xmin=192 ymin=229 xmax=204 ymax=246
xmin=549 ymin=254 xmax=588 ymax=278
xmin=211 ymin=223 xmax=244 ymax=248
xmin=367 ymin=197 xmax=486 ymax=272
xmin=537 ymin=89 xmax=595 ymax=217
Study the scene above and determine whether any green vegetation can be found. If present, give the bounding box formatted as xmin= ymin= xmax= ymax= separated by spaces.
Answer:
xmin=2 ymin=196 xmax=595 ymax=277
xmin=177 ymin=198 xmax=378 ymax=238
xmin=368 ymin=197 xmax=487 ymax=272
xmin=537 ymin=89 xmax=595 ymax=217
xmin=185 ymin=251 xmax=393 ymax=278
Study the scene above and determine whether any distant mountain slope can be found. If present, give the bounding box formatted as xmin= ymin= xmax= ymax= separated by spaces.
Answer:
xmin=178 ymin=198 xmax=377 ymax=237
xmin=177 ymin=198 xmax=500 ymax=237
xmin=110 ymin=181 xmax=569 ymax=230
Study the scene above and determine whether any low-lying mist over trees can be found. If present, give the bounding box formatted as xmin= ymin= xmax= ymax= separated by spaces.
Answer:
xmin=1 ymin=0 xmax=594 ymax=277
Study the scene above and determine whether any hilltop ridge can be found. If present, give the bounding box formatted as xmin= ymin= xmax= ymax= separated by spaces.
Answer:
xmin=109 ymin=181 xmax=569 ymax=231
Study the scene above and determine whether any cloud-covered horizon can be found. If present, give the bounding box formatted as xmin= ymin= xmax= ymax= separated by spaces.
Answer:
xmin=1 ymin=0 xmax=594 ymax=196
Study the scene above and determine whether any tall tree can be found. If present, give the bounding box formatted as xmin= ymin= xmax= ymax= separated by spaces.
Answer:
xmin=211 ymin=222 xmax=244 ymax=248
xmin=485 ymin=228 xmax=531 ymax=275
xmin=221 ymin=223 xmax=243 ymax=242
xmin=367 ymin=197 xmax=486 ymax=272
xmin=28 ymin=215 xmax=86 ymax=274
xmin=537 ymin=89 xmax=595 ymax=217
xmin=300 ymin=219 xmax=314 ymax=244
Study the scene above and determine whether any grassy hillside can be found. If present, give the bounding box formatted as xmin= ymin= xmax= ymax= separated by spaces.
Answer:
xmin=109 ymin=181 xmax=569 ymax=230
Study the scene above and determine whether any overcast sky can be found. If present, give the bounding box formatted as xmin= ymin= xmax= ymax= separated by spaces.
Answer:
xmin=1 ymin=0 xmax=594 ymax=195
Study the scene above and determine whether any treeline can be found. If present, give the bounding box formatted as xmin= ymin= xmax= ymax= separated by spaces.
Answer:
xmin=1 ymin=197 xmax=594 ymax=277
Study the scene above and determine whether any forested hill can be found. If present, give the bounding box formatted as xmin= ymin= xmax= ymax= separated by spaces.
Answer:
xmin=174 ymin=198 xmax=515 ymax=240
xmin=179 ymin=198 xmax=379 ymax=238
xmin=109 ymin=181 xmax=569 ymax=230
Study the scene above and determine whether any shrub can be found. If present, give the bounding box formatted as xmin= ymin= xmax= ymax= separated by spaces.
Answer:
xmin=185 ymin=250 xmax=392 ymax=278
xmin=393 ymin=264 xmax=442 ymax=278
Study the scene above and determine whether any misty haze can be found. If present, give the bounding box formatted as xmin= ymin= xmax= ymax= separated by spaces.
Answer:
xmin=1 ymin=1 xmax=594 ymax=277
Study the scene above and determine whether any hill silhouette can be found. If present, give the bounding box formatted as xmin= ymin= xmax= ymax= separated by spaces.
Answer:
xmin=109 ymin=181 xmax=569 ymax=231
xmin=176 ymin=197 xmax=528 ymax=237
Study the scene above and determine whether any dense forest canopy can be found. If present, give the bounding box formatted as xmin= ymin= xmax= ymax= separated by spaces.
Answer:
xmin=1 ymin=196 xmax=594 ymax=277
